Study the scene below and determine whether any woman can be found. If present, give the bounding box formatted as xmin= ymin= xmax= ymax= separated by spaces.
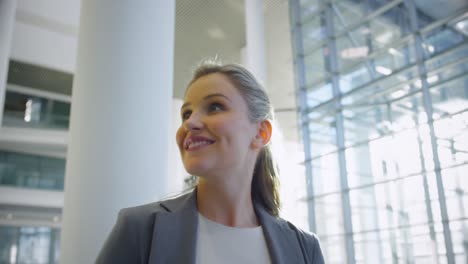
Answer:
xmin=96 ymin=62 xmax=324 ymax=264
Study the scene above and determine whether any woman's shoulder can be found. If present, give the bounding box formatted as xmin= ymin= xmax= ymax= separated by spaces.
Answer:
xmin=278 ymin=218 xmax=324 ymax=263
xmin=118 ymin=191 xmax=192 ymax=223
xmin=96 ymin=192 xmax=193 ymax=263
xmin=283 ymin=220 xmax=320 ymax=246
xmin=119 ymin=193 xmax=186 ymax=217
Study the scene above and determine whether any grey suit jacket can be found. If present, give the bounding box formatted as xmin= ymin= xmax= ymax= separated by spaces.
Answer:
xmin=96 ymin=190 xmax=325 ymax=264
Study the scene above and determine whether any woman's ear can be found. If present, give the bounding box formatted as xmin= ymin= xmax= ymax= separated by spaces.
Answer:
xmin=252 ymin=120 xmax=272 ymax=149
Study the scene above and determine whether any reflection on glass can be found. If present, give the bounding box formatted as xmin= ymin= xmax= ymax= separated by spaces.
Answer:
xmin=3 ymin=90 xmax=70 ymax=130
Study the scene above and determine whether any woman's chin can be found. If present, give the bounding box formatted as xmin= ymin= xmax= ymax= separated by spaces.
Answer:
xmin=184 ymin=162 xmax=212 ymax=176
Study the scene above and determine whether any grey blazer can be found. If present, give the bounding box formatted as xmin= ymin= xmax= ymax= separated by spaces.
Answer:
xmin=96 ymin=190 xmax=325 ymax=264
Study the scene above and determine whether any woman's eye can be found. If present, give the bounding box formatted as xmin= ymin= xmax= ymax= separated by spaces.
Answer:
xmin=208 ymin=103 xmax=224 ymax=112
xmin=181 ymin=110 xmax=191 ymax=120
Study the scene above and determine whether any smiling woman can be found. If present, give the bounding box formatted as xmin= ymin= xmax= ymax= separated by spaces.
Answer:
xmin=96 ymin=62 xmax=325 ymax=264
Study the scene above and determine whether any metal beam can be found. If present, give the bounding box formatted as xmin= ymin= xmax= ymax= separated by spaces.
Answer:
xmin=404 ymin=0 xmax=456 ymax=263
xmin=289 ymin=0 xmax=318 ymax=233
xmin=322 ymin=2 xmax=357 ymax=263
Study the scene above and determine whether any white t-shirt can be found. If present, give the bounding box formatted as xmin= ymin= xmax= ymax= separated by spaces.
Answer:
xmin=195 ymin=213 xmax=271 ymax=264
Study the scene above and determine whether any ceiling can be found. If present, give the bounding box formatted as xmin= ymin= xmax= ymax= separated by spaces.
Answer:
xmin=173 ymin=0 xmax=246 ymax=98
xmin=9 ymin=0 xmax=300 ymax=144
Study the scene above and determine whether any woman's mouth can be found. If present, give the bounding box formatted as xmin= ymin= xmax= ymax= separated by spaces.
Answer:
xmin=184 ymin=136 xmax=216 ymax=151
xmin=186 ymin=140 xmax=215 ymax=151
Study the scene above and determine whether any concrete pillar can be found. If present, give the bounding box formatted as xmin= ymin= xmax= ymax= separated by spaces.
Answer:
xmin=0 ymin=0 xmax=17 ymax=126
xmin=60 ymin=1 xmax=175 ymax=263
xmin=244 ymin=0 xmax=267 ymax=84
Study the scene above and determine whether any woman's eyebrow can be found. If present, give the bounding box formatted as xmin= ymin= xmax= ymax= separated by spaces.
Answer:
xmin=181 ymin=93 xmax=231 ymax=110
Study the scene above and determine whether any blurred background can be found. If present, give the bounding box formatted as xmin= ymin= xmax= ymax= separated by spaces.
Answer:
xmin=0 ymin=0 xmax=467 ymax=263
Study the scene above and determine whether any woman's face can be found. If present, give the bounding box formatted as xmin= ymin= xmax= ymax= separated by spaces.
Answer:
xmin=176 ymin=73 xmax=260 ymax=178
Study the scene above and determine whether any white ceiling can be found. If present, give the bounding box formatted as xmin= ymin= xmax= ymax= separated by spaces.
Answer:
xmin=8 ymin=0 xmax=299 ymax=157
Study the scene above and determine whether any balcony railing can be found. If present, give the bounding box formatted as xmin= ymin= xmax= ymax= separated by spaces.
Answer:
xmin=3 ymin=84 xmax=71 ymax=130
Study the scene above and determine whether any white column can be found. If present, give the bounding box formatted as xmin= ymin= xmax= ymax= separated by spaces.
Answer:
xmin=60 ymin=1 xmax=175 ymax=263
xmin=0 ymin=0 xmax=17 ymax=126
xmin=244 ymin=0 xmax=267 ymax=84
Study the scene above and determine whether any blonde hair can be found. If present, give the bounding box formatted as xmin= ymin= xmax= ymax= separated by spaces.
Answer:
xmin=188 ymin=61 xmax=281 ymax=216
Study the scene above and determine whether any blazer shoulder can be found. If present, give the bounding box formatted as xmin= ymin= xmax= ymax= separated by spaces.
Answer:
xmin=96 ymin=194 xmax=187 ymax=264
xmin=119 ymin=200 xmax=166 ymax=222
xmin=284 ymin=221 xmax=325 ymax=264
xmin=119 ymin=190 xmax=192 ymax=222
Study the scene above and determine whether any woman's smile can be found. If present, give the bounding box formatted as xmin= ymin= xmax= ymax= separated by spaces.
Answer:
xmin=184 ymin=135 xmax=216 ymax=151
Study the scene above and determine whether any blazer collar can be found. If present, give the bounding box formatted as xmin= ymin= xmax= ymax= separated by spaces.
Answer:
xmin=254 ymin=203 xmax=305 ymax=264
xmin=148 ymin=191 xmax=198 ymax=264
xmin=149 ymin=189 xmax=304 ymax=264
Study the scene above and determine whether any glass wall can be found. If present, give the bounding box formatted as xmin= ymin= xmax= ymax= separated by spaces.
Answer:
xmin=289 ymin=0 xmax=468 ymax=263
xmin=3 ymin=60 xmax=72 ymax=130
xmin=0 ymin=151 xmax=65 ymax=191
xmin=0 ymin=226 xmax=60 ymax=264
xmin=2 ymin=88 xmax=71 ymax=130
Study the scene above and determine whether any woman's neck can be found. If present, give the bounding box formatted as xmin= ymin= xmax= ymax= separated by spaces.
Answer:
xmin=196 ymin=176 xmax=259 ymax=228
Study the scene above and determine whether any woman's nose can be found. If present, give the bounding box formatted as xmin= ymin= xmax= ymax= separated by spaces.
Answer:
xmin=184 ymin=113 xmax=203 ymax=131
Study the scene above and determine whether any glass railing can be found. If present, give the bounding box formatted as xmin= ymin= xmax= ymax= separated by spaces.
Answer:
xmin=2 ymin=84 xmax=70 ymax=130
xmin=0 ymin=150 xmax=65 ymax=191
xmin=0 ymin=225 xmax=60 ymax=264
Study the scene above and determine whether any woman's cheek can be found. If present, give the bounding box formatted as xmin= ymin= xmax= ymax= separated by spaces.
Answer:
xmin=209 ymin=120 xmax=230 ymax=136
xmin=175 ymin=127 xmax=185 ymax=151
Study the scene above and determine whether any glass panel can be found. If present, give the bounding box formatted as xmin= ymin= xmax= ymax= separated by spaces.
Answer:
xmin=315 ymin=193 xmax=344 ymax=237
xmin=299 ymin=0 xmax=320 ymax=21
xmin=311 ymin=152 xmax=341 ymax=195
xmin=338 ymin=46 xmax=418 ymax=95
xmin=0 ymin=150 xmax=65 ymax=191
xmin=0 ymin=226 xmax=18 ymax=263
xmin=320 ymin=235 xmax=347 ymax=264
xmin=335 ymin=5 xmax=408 ymax=48
xmin=346 ymin=144 xmax=375 ymax=187
xmin=350 ymin=176 xmax=430 ymax=234
xmin=342 ymin=88 xmax=427 ymax=146
xmin=301 ymin=13 xmax=326 ymax=51
xmin=17 ymin=227 xmax=51 ymax=263
xmin=354 ymin=231 xmax=389 ymax=264
xmin=449 ymin=219 xmax=468 ymax=263
xmin=422 ymin=27 xmax=466 ymax=59
xmin=430 ymin=74 xmax=468 ymax=118
xmin=304 ymin=48 xmax=328 ymax=85
xmin=333 ymin=1 xmax=363 ymax=32
xmin=441 ymin=165 xmax=468 ymax=221
xmin=434 ymin=222 xmax=449 ymax=263
xmin=425 ymin=40 xmax=468 ymax=74
xmin=337 ymin=31 xmax=415 ymax=76
xmin=307 ymin=103 xmax=338 ymax=158
xmin=350 ymin=176 xmax=443 ymax=263
xmin=434 ymin=112 xmax=468 ymax=170
xmin=3 ymin=89 xmax=70 ymax=130
xmin=0 ymin=226 xmax=60 ymax=264
xmin=305 ymin=80 xmax=333 ymax=108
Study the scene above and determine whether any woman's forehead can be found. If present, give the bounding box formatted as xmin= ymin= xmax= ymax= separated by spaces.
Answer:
xmin=184 ymin=73 xmax=240 ymax=101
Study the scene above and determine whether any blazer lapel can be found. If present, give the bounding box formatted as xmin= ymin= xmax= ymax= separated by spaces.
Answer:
xmin=255 ymin=204 xmax=305 ymax=264
xmin=148 ymin=191 xmax=198 ymax=264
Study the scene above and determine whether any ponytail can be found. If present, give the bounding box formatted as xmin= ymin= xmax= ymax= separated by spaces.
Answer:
xmin=252 ymin=146 xmax=281 ymax=216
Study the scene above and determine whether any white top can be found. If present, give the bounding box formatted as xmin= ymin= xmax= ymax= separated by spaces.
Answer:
xmin=195 ymin=213 xmax=272 ymax=264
